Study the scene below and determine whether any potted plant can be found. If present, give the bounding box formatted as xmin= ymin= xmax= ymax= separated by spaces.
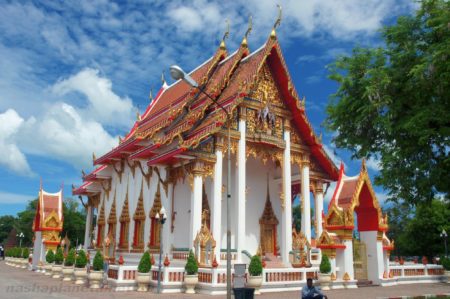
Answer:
xmin=52 ymin=247 xmax=64 ymax=278
xmin=44 ymin=250 xmax=54 ymax=275
xmin=247 ymin=255 xmax=263 ymax=295
xmin=184 ymin=250 xmax=198 ymax=294
xmin=136 ymin=251 xmax=152 ymax=292
xmin=88 ymin=250 xmax=104 ymax=289
xmin=21 ymin=248 xmax=30 ymax=269
xmin=62 ymin=248 xmax=75 ymax=281
xmin=74 ymin=250 xmax=88 ymax=285
xmin=318 ymin=254 xmax=332 ymax=290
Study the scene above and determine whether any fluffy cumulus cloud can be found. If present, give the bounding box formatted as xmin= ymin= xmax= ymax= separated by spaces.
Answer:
xmin=52 ymin=68 xmax=134 ymax=127
xmin=0 ymin=109 xmax=33 ymax=175
xmin=0 ymin=68 xmax=134 ymax=175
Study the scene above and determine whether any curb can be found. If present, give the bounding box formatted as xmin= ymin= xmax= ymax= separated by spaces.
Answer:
xmin=377 ymin=294 xmax=450 ymax=299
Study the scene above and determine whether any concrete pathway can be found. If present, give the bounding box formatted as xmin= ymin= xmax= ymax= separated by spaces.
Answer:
xmin=0 ymin=260 xmax=449 ymax=299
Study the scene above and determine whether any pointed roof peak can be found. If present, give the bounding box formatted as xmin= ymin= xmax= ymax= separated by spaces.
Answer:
xmin=270 ymin=4 xmax=282 ymax=39
xmin=220 ymin=19 xmax=230 ymax=50
xmin=241 ymin=15 xmax=253 ymax=48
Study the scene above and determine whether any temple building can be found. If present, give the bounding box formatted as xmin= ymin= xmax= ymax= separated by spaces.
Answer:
xmin=72 ymin=19 xmax=396 ymax=291
xmin=32 ymin=184 xmax=63 ymax=270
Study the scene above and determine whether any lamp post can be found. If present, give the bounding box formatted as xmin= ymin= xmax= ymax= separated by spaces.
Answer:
xmin=156 ymin=206 xmax=167 ymax=294
xmin=440 ymin=229 xmax=448 ymax=258
xmin=170 ymin=65 xmax=233 ymax=299
xmin=16 ymin=232 xmax=24 ymax=248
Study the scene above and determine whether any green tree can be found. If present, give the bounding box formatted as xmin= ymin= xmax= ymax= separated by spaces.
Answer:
xmin=400 ymin=199 xmax=450 ymax=258
xmin=62 ymin=198 xmax=86 ymax=247
xmin=325 ymin=0 xmax=450 ymax=205
xmin=14 ymin=199 xmax=38 ymax=247
xmin=0 ymin=215 xmax=16 ymax=245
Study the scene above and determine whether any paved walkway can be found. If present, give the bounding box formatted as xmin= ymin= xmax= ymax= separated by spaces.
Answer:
xmin=0 ymin=261 xmax=449 ymax=299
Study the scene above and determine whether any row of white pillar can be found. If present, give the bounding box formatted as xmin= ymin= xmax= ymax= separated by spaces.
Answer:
xmin=83 ymin=117 xmax=325 ymax=266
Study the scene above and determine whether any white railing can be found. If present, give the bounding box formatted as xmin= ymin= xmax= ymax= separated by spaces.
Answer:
xmin=389 ymin=264 xmax=445 ymax=278
xmin=263 ymin=267 xmax=319 ymax=284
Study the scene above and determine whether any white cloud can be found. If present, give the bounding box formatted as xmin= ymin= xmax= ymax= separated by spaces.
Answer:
xmin=0 ymin=68 xmax=134 ymax=175
xmin=366 ymin=156 xmax=381 ymax=172
xmin=19 ymin=102 xmax=119 ymax=170
xmin=0 ymin=109 xmax=33 ymax=176
xmin=52 ymin=68 xmax=134 ymax=127
xmin=0 ymin=191 xmax=34 ymax=204
xmin=323 ymin=144 xmax=347 ymax=170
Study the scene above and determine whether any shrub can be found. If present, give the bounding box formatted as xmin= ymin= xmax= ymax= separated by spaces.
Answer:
xmin=22 ymin=248 xmax=29 ymax=259
xmin=184 ymin=250 xmax=198 ymax=275
xmin=92 ymin=250 xmax=104 ymax=271
xmin=64 ymin=248 xmax=76 ymax=267
xmin=319 ymin=254 xmax=331 ymax=274
xmin=248 ymin=255 xmax=263 ymax=276
xmin=441 ymin=256 xmax=450 ymax=271
xmin=46 ymin=250 xmax=55 ymax=264
xmin=138 ymin=251 xmax=152 ymax=273
xmin=54 ymin=247 xmax=64 ymax=265
xmin=75 ymin=250 xmax=88 ymax=268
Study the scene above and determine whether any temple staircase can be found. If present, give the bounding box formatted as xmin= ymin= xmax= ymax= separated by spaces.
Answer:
xmin=263 ymin=253 xmax=286 ymax=268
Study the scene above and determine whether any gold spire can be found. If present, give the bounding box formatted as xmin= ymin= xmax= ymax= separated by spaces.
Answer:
xmin=149 ymin=88 xmax=153 ymax=101
xmin=119 ymin=136 xmax=123 ymax=143
xmin=270 ymin=4 xmax=282 ymax=39
xmin=136 ymin=110 xmax=141 ymax=121
xmin=220 ymin=19 xmax=230 ymax=50
xmin=241 ymin=15 xmax=252 ymax=47
xmin=92 ymin=152 xmax=96 ymax=162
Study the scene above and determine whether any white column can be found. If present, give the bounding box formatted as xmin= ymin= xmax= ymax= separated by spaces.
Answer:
xmin=84 ymin=205 xmax=93 ymax=250
xmin=301 ymin=161 xmax=312 ymax=243
xmin=281 ymin=128 xmax=292 ymax=264
xmin=236 ymin=116 xmax=246 ymax=262
xmin=343 ymin=239 xmax=355 ymax=280
xmin=314 ymin=184 xmax=324 ymax=239
xmin=212 ymin=146 xmax=223 ymax=264
xmin=162 ymin=182 xmax=173 ymax=257
xmin=189 ymin=164 xmax=203 ymax=249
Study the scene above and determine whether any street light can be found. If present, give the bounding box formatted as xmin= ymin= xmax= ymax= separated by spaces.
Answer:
xmin=16 ymin=232 xmax=24 ymax=248
xmin=440 ymin=229 xmax=448 ymax=257
xmin=156 ymin=206 xmax=167 ymax=294
xmin=170 ymin=65 xmax=233 ymax=299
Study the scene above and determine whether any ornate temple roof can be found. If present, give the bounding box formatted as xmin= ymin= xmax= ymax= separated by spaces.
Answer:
xmin=32 ymin=185 xmax=63 ymax=232
xmin=75 ymin=23 xmax=341 ymax=196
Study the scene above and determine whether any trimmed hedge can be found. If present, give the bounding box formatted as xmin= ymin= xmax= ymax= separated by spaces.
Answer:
xmin=64 ymin=248 xmax=76 ymax=267
xmin=54 ymin=247 xmax=64 ymax=265
xmin=46 ymin=249 xmax=55 ymax=264
xmin=320 ymin=254 xmax=331 ymax=274
xmin=248 ymin=255 xmax=263 ymax=276
xmin=22 ymin=248 xmax=29 ymax=259
xmin=92 ymin=250 xmax=104 ymax=271
xmin=185 ymin=250 xmax=198 ymax=275
xmin=75 ymin=250 xmax=88 ymax=268
xmin=138 ymin=251 xmax=152 ymax=273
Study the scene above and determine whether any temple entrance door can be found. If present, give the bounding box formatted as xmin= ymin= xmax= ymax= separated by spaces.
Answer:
xmin=263 ymin=226 xmax=275 ymax=254
xmin=353 ymin=239 xmax=368 ymax=280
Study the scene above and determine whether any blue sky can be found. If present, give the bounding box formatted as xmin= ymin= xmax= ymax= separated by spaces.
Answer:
xmin=0 ymin=0 xmax=417 ymax=216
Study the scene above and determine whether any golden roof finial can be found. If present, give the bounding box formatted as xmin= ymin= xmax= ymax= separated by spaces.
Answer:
xmin=81 ymin=169 xmax=86 ymax=177
xmin=149 ymin=88 xmax=153 ymax=101
xmin=119 ymin=136 xmax=123 ymax=143
xmin=270 ymin=4 xmax=282 ymax=39
xmin=220 ymin=19 xmax=230 ymax=50
xmin=136 ymin=110 xmax=141 ymax=121
xmin=92 ymin=152 xmax=96 ymax=162
xmin=241 ymin=15 xmax=252 ymax=47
